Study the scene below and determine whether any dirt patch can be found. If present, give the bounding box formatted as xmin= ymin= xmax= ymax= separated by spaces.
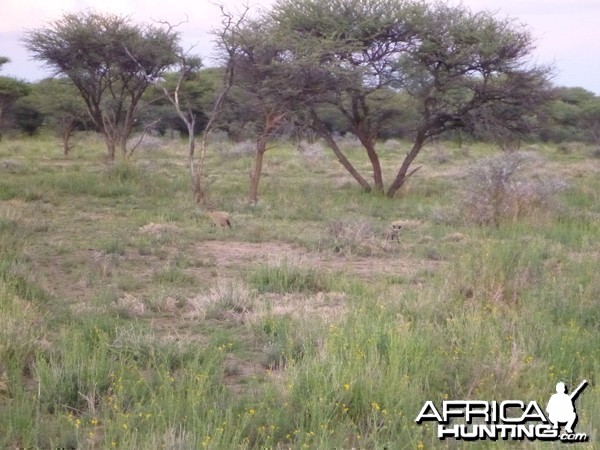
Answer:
xmin=22 ymin=236 xmax=440 ymax=316
xmin=194 ymin=240 xmax=441 ymax=280
xmin=195 ymin=240 xmax=300 ymax=269
xmin=326 ymin=255 xmax=439 ymax=279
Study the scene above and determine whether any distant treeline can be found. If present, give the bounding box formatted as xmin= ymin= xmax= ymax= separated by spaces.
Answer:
xmin=1 ymin=72 xmax=598 ymax=147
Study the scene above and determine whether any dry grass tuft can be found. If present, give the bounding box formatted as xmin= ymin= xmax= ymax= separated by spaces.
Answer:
xmin=113 ymin=293 xmax=146 ymax=318
xmin=185 ymin=279 xmax=256 ymax=322
xmin=139 ymin=222 xmax=181 ymax=236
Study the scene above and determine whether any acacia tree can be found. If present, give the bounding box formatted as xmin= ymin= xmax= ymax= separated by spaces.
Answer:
xmin=31 ymin=78 xmax=88 ymax=155
xmin=23 ymin=12 xmax=180 ymax=160
xmin=385 ymin=2 xmax=551 ymax=196
xmin=268 ymin=0 xmax=551 ymax=197
xmin=226 ymin=17 xmax=289 ymax=204
xmin=268 ymin=0 xmax=419 ymax=193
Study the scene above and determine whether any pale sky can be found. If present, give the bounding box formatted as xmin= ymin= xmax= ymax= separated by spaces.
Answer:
xmin=1 ymin=0 xmax=599 ymax=94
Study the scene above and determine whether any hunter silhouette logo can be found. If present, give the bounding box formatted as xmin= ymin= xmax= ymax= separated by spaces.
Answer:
xmin=416 ymin=380 xmax=590 ymax=443
xmin=546 ymin=380 xmax=588 ymax=435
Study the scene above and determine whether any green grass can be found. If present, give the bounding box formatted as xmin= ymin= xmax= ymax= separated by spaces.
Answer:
xmin=247 ymin=258 xmax=329 ymax=294
xmin=0 ymin=133 xmax=598 ymax=448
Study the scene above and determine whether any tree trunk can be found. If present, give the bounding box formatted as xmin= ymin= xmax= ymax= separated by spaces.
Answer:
xmin=105 ymin=137 xmax=117 ymax=161
xmin=185 ymin=118 xmax=205 ymax=204
xmin=386 ymin=132 xmax=426 ymax=198
xmin=61 ymin=125 xmax=74 ymax=157
xmin=60 ymin=120 xmax=75 ymax=158
xmin=119 ymin=133 xmax=128 ymax=158
xmin=456 ymin=130 xmax=463 ymax=149
xmin=357 ymin=131 xmax=384 ymax=193
xmin=310 ymin=113 xmax=371 ymax=191
xmin=189 ymin=133 xmax=203 ymax=203
xmin=247 ymin=134 xmax=267 ymax=204
xmin=321 ymin=131 xmax=372 ymax=192
xmin=101 ymin=112 xmax=119 ymax=161
xmin=247 ymin=111 xmax=286 ymax=204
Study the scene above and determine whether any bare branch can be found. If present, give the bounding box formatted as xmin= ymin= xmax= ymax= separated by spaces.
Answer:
xmin=127 ymin=119 xmax=161 ymax=158
xmin=153 ymin=14 xmax=189 ymax=33
xmin=194 ymin=3 xmax=251 ymax=203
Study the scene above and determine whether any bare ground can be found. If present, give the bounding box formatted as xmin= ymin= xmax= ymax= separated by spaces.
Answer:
xmin=194 ymin=239 xmax=441 ymax=280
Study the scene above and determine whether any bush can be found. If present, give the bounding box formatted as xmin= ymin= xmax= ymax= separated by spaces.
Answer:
xmin=462 ymin=152 xmax=568 ymax=225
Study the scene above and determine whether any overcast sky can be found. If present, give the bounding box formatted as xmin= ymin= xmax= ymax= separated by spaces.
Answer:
xmin=1 ymin=0 xmax=599 ymax=94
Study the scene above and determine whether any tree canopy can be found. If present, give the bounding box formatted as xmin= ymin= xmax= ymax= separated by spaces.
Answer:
xmin=29 ymin=78 xmax=89 ymax=154
xmin=232 ymin=0 xmax=552 ymax=196
xmin=23 ymin=11 xmax=181 ymax=159
xmin=9 ymin=3 xmax=583 ymax=202
xmin=0 ymin=59 xmax=30 ymax=138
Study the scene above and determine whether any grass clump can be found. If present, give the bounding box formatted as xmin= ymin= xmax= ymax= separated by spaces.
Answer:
xmin=101 ymin=238 xmax=127 ymax=256
xmin=450 ymin=236 xmax=550 ymax=305
xmin=186 ymin=279 xmax=257 ymax=321
xmin=248 ymin=256 xmax=327 ymax=294
xmin=152 ymin=265 xmax=196 ymax=286
xmin=0 ymin=280 xmax=43 ymax=384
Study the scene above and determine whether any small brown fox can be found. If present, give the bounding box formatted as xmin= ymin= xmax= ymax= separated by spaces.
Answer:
xmin=207 ymin=211 xmax=231 ymax=228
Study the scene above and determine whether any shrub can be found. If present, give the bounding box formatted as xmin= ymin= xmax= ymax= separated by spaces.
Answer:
xmin=462 ymin=152 xmax=568 ymax=225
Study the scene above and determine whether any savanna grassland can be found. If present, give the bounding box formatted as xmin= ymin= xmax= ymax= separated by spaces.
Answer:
xmin=0 ymin=133 xmax=598 ymax=449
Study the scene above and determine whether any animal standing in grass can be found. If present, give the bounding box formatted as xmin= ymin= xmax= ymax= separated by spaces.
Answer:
xmin=385 ymin=221 xmax=402 ymax=242
xmin=207 ymin=211 xmax=231 ymax=228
